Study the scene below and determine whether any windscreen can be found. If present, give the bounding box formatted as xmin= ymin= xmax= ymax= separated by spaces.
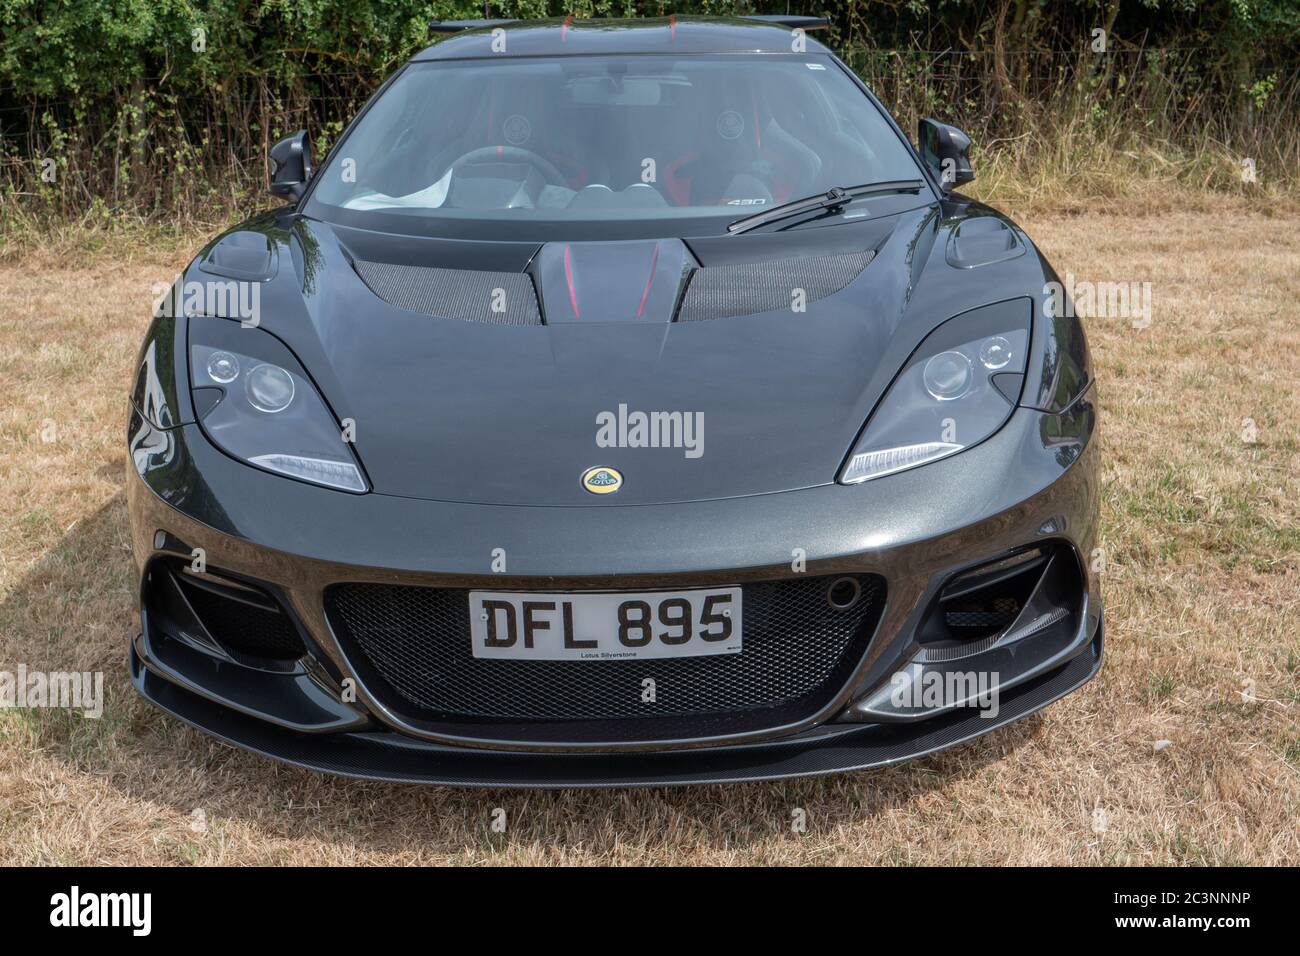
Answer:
xmin=307 ymin=54 xmax=922 ymax=233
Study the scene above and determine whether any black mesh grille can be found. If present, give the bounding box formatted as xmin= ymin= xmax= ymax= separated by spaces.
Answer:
xmin=675 ymin=249 xmax=874 ymax=322
xmin=353 ymin=259 xmax=542 ymax=325
xmin=326 ymin=575 xmax=884 ymax=739
xmin=945 ymin=605 xmax=1019 ymax=630
xmin=940 ymin=576 xmax=1034 ymax=637
xmin=178 ymin=577 xmax=306 ymax=661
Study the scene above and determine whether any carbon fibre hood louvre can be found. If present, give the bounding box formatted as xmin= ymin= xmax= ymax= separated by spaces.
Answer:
xmin=351 ymin=239 xmax=874 ymax=327
xmin=677 ymin=248 xmax=875 ymax=321
xmin=352 ymin=259 xmax=543 ymax=325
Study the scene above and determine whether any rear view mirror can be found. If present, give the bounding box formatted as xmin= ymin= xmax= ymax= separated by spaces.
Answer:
xmin=918 ymin=119 xmax=974 ymax=192
xmin=268 ymin=130 xmax=313 ymax=201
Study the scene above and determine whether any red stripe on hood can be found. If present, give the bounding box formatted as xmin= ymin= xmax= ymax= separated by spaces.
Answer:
xmin=563 ymin=244 xmax=581 ymax=318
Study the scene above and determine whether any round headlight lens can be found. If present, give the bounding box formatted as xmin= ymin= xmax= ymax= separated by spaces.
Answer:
xmin=922 ymin=351 xmax=972 ymax=401
xmin=979 ymin=336 xmax=1013 ymax=370
xmin=206 ymin=350 xmax=240 ymax=384
xmin=245 ymin=363 xmax=295 ymax=413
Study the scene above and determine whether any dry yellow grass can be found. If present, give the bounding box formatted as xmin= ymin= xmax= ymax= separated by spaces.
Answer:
xmin=1 ymin=196 xmax=1297 ymax=865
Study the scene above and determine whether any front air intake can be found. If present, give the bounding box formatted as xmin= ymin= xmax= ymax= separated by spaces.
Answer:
xmin=325 ymin=573 xmax=887 ymax=743
xmin=174 ymin=572 xmax=306 ymax=662
xmin=916 ymin=545 xmax=1083 ymax=663
xmin=146 ymin=559 xmax=307 ymax=665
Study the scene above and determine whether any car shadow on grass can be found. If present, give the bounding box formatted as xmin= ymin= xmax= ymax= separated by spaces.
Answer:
xmin=5 ymin=492 xmax=1045 ymax=861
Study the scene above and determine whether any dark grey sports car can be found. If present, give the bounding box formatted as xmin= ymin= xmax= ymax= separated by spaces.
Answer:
xmin=127 ymin=15 xmax=1101 ymax=786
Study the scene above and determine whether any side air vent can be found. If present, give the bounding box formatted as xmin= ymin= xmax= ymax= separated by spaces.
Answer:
xmin=144 ymin=557 xmax=307 ymax=667
xmin=675 ymin=249 xmax=874 ymax=322
xmin=915 ymin=544 xmax=1082 ymax=663
xmin=353 ymin=260 xmax=542 ymax=326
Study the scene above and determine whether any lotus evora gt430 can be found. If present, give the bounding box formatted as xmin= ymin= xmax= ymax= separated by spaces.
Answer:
xmin=127 ymin=16 xmax=1101 ymax=786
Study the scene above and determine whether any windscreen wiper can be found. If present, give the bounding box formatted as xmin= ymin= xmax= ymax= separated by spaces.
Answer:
xmin=726 ymin=179 xmax=926 ymax=235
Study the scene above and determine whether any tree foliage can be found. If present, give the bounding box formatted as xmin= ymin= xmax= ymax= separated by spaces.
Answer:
xmin=3 ymin=1 xmax=1295 ymax=98
xmin=1 ymin=2 xmax=1295 ymax=217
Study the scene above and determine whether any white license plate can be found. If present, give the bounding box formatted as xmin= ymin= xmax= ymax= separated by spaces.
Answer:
xmin=469 ymin=587 xmax=742 ymax=661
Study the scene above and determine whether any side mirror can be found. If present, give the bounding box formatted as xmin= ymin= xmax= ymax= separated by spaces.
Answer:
xmin=268 ymin=130 xmax=313 ymax=201
xmin=917 ymin=119 xmax=974 ymax=192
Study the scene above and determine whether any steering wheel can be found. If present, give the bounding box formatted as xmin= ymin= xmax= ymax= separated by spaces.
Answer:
xmin=447 ymin=146 xmax=568 ymax=188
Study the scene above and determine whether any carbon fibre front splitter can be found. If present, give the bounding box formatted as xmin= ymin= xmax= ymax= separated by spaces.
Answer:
xmin=129 ymin=620 xmax=1102 ymax=788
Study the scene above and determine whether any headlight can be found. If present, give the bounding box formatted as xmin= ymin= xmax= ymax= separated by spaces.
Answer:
xmin=189 ymin=319 xmax=368 ymax=493
xmin=244 ymin=363 xmax=296 ymax=413
xmin=839 ymin=299 xmax=1031 ymax=484
xmin=922 ymin=351 xmax=973 ymax=401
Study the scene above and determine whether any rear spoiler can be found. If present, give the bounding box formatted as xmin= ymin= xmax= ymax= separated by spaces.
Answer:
xmin=428 ymin=15 xmax=830 ymax=35
xmin=428 ymin=19 xmax=516 ymax=34
xmin=741 ymin=16 xmax=830 ymax=30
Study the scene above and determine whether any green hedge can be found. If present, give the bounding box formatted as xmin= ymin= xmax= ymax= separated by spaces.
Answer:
xmin=5 ymin=1 xmax=1296 ymax=101
xmin=2 ymin=2 xmax=1297 ymax=217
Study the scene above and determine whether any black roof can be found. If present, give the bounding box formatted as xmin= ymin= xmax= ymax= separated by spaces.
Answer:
xmin=412 ymin=16 xmax=834 ymax=61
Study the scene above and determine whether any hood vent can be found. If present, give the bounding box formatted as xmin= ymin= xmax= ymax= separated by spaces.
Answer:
xmin=353 ymin=259 xmax=542 ymax=326
xmin=353 ymin=248 xmax=873 ymax=327
xmin=675 ymin=248 xmax=874 ymax=322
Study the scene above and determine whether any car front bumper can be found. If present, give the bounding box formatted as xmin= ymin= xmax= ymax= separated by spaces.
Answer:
xmin=131 ymin=624 xmax=1100 ymax=786
xmin=127 ymin=381 xmax=1101 ymax=786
